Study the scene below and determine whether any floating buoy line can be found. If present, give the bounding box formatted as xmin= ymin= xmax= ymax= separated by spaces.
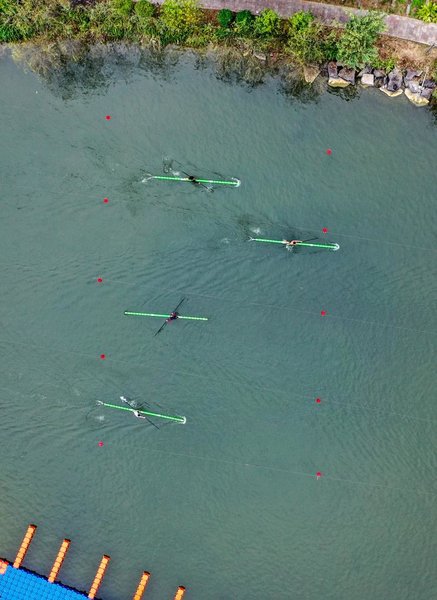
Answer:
xmin=0 ymin=337 xmax=433 ymax=426
xmin=112 ymin=445 xmax=436 ymax=498
xmin=116 ymin=280 xmax=434 ymax=337
xmin=3 ymin=377 xmax=433 ymax=497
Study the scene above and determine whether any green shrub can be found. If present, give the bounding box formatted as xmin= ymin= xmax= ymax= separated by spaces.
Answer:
xmin=411 ymin=0 xmax=425 ymax=10
xmin=287 ymin=12 xmax=335 ymax=65
xmin=287 ymin=22 xmax=325 ymax=65
xmin=134 ymin=0 xmax=157 ymax=36
xmin=288 ymin=10 xmax=314 ymax=32
xmin=217 ymin=8 xmax=233 ymax=28
xmin=0 ymin=24 xmax=19 ymax=42
xmin=253 ymin=8 xmax=281 ymax=37
xmin=3 ymin=0 xmax=42 ymax=40
xmin=159 ymin=0 xmax=203 ymax=42
xmin=110 ymin=0 xmax=134 ymax=18
xmin=336 ymin=12 xmax=385 ymax=70
xmin=234 ymin=10 xmax=253 ymax=36
xmin=416 ymin=1 xmax=437 ymax=23
xmin=186 ymin=23 xmax=214 ymax=47
xmin=87 ymin=0 xmax=135 ymax=41
xmin=135 ymin=0 xmax=155 ymax=19
xmin=373 ymin=55 xmax=396 ymax=72
xmin=0 ymin=0 xmax=20 ymax=41
xmin=0 ymin=0 xmax=14 ymax=16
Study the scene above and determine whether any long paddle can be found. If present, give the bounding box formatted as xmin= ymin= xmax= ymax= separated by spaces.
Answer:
xmin=180 ymin=170 xmax=211 ymax=192
xmin=120 ymin=395 xmax=159 ymax=429
xmin=154 ymin=297 xmax=186 ymax=337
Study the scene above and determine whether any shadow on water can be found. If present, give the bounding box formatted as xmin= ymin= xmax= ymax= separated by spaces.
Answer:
xmin=278 ymin=64 xmax=325 ymax=104
xmin=327 ymin=83 xmax=361 ymax=102
xmin=211 ymin=47 xmax=265 ymax=87
xmin=9 ymin=40 xmax=182 ymax=100
xmin=6 ymin=42 xmax=435 ymax=117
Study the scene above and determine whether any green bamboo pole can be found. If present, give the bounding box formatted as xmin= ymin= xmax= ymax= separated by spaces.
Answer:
xmin=124 ymin=311 xmax=208 ymax=321
xmin=98 ymin=401 xmax=186 ymax=424
xmin=250 ymin=238 xmax=339 ymax=250
xmin=147 ymin=175 xmax=239 ymax=186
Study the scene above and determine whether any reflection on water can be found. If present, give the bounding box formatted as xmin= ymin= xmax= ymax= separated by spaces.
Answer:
xmin=8 ymin=41 xmax=335 ymax=103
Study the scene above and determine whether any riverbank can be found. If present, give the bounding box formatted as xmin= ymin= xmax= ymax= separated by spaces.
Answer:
xmin=1 ymin=0 xmax=436 ymax=110
xmin=164 ymin=0 xmax=437 ymax=45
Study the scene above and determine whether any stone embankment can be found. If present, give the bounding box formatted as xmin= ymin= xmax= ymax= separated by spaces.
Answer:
xmin=326 ymin=61 xmax=435 ymax=106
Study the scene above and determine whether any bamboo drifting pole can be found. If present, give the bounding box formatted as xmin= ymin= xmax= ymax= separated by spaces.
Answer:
xmin=145 ymin=175 xmax=240 ymax=186
xmin=124 ymin=311 xmax=208 ymax=321
xmin=13 ymin=524 xmax=37 ymax=568
xmin=48 ymin=538 xmax=71 ymax=583
xmin=174 ymin=585 xmax=186 ymax=600
xmin=132 ymin=571 xmax=151 ymax=600
xmin=88 ymin=555 xmax=110 ymax=599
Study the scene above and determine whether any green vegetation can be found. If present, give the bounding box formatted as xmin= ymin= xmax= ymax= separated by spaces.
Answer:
xmin=135 ymin=0 xmax=156 ymax=19
xmin=159 ymin=0 xmax=203 ymax=43
xmin=217 ymin=8 xmax=233 ymax=29
xmin=415 ymin=0 xmax=437 ymax=23
xmin=336 ymin=12 xmax=386 ymax=70
xmin=0 ymin=0 xmax=435 ymax=95
xmin=286 ymin=11 xmax=337 ymax=65
xmin=373 ymin=55 xmax=396 ymax=73
xmin=134 ymin=0 xmax=157 ymax=37
xmin=111 ymin=0 xmax=134 ymax=18
xmin=234 ymin=10 xmax=254 ymax=36
xmin=0 ymin=0 xmax=20 ymax=42
xmin=0 ymin=1 xmax=387 ymax=67
xmin=288 ymin=10 xmax=315 ymax=32
xmin=253 ymin=9 xmax=281 ymax=38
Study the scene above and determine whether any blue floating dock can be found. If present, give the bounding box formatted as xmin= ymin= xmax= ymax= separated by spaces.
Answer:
xmin=1 ymin=522 xmax=185 ymax=599
xmin=0 ymin=563 xmax=88 ymax=600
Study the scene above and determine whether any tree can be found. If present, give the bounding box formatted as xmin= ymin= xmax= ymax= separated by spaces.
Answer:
xmin=159 ymin=0 xmax=203 ymax=43
xmin=217 ymin=9 xmax=233 ymax=29
xmin=234 ymin=10 xmax=253 ymax=36
xmin=287 ymin=12 xmax=336 ymax=65
xmin=253 ymin=8 xmax=281 ymax=38
xmin=336 ymin=12 xmax=385 ymax=70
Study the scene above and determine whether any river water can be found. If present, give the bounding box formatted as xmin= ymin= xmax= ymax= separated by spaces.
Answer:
xmin=0 ymin=46 xmax=436 ymax=600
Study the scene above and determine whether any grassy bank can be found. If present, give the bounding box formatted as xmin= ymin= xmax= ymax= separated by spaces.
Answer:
xmin=1 ymin=1 xmax=436 ymax=95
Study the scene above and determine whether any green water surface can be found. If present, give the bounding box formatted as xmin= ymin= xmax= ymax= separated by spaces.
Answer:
xmin=0 ymin=47 xmax=436 ymax=600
